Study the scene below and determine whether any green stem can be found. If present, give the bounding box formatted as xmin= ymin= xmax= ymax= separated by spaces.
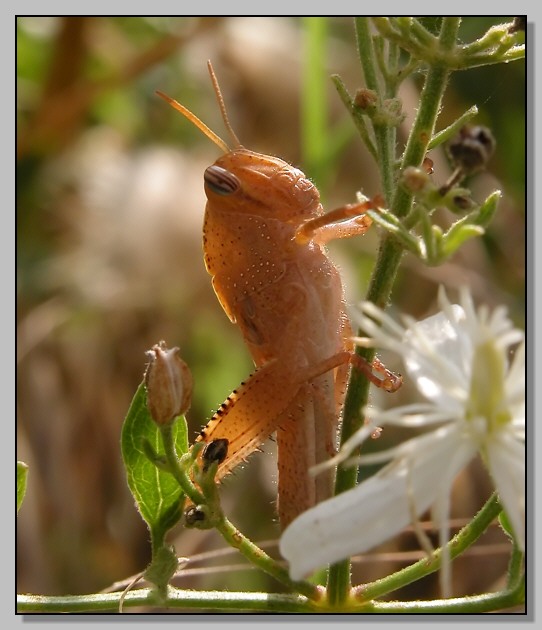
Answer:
xmin=161 ymin=424 xmax=321 ymax=601
xmin=17 ymin=574 xmax=523 ymax=614
xmin=214 ymin=516 xmax=323 ymax=601
xmin=506 ymin=544 xmax=525 ymax=590
xmin=456 ymin=47 xmax=525 ymax=69
xmin=460 ymin=21 xmax=523 ymax=56
xmin=326 ymin=237 xmax=403 ymax=606
xmin=331 ymin=74 xmax=377 ymax=161
xmin=371 ymin=18 xmax=427 ymax=72
xmin=160 ymin=424 xmax=205 ymax=506
xmin=374 ymin=17 xmax=524 ymax=71
xmin=428 ymin=105 xmax=478 ymax=150
xmin=353 ymin=493 xmax=503 ymax=601
xmin=17 ymin=589 xmax=320 ymax=613
xmin=355 ymin=18 xmax=395 ymax=204
xmin=407 ymin=18 xmax=439 ymax=48
xmin=368 ymin=579 xmax=524 ymax=613
xmin=392 ymin=17 xmax=461 ymax=219
xmin=385 ymin=39 xmax=400 ymax=95
xmin=327 ymin=17 xmax=461 ymax=606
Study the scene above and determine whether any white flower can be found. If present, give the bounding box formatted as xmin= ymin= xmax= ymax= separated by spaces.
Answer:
xmin=279 ymin=286 xmax=525 ymax=586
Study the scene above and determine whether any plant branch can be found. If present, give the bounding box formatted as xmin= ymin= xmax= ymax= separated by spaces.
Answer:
xmin=353 ymin=493 xmax=505 ymax=601
xmin=327 ymin=16 xmax=461 ymax=607
xmin=17 ymin=589 xmax=320 ymax=613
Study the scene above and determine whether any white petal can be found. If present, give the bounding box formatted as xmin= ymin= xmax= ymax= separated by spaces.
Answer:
xmin=485 ymin=434 xmax=525 ymax=550
xmin=506 ymin=341 xmax=525 ymax=403
xmin=310 ymin=424 xmax=374 ymax=476
xmin=359 ymin=301 xmax=405 ymax=340
xmin=279 ymin=426 xmax=476 ymax=580
xmin=402 ymin=307 xmax=470 ymax=408
xmin=365 ymin=402 xmax=457 ymax=427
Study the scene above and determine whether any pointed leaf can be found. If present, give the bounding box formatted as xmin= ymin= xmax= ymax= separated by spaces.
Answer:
xmin=441 ymin=223 xmax=484 ymax=259
xmin=121 ymin=382 xmax=188 ymax=544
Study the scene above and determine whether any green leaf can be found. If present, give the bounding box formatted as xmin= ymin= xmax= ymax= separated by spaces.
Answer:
xmin=440 ymin=223 xmax=484 ymax=259
xmin=472 ymin=189 xmax=501 ymax=227
xmin=121 ymin=382 xmax=188 ymax=547
xmin=366 ymin=209 xmax=422 ymax=255
xmin=17 ymin=461 xmax=29 ymax=514
xmin=428 ymin=105 xmax=478 ymax=150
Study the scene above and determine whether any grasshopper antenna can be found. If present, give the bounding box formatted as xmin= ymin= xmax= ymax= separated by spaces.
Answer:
xmin=155 ymin=89 xmax=230 ymax=154
xmin=207 ymin=60 xmax=243 ymax=149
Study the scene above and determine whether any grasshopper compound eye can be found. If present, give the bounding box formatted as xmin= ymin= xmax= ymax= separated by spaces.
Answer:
xmin=204 ymin=166 xmax=240 ymax=196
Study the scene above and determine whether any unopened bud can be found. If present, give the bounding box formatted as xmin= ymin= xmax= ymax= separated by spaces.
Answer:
xmin=402 ymin=166 xmax=431 ymax=193
xmin=144 ymin=341 xmax=193 ymax=425
xmin=354 ymin=88 xmax=378 ymax=110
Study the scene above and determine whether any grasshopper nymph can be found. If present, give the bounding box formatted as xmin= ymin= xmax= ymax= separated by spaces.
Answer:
xmin=157 ymin=62 xmax=401 ymax=528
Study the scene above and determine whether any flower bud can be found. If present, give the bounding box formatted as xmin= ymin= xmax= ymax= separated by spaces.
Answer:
xmin=354 ymin=88 xmax=378 ymax=110
xmin=144 ymin=341 xmax=193 ymax=425
xmin=401 ymin=166 xmax=431 ymax=192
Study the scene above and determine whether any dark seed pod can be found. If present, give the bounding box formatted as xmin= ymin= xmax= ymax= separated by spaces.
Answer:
xmin=185 ymin=506 xmax=206 ymax=526
xmin=447 ymin=125 xmax=496 ymax=175
xmin=439 ymin=125 xmax=496 ymax=196
xmin=202 ymin=438 xmax=229 ymax=472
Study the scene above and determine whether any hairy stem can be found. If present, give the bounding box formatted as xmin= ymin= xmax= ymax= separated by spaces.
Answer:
xmin=327 ymin=16 xmax=461 ymax=606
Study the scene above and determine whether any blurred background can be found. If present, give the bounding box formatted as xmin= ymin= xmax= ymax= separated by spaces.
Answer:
xmin=17 ymin=17 xmax=525 ymax=606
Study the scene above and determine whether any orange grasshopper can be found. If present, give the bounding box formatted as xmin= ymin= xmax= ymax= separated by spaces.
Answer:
xmin=157 ymin=62 xmax=401 ymax=528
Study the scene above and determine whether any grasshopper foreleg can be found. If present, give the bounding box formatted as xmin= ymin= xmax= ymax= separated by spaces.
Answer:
xmin=295 ymin=197 xmax=382 ymax=246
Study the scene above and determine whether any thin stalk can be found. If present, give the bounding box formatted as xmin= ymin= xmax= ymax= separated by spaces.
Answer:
xmin=368 ymin=579 xmax=524 ymax=613
xmin=331 ymin=73 xmax=377 ymax=161
xmin=355 ymin=18 xmax=394 ymax=204
xmin=160 ymin=423 xmax=205 ymax=506
xmin=428 ymin=105 xmax=478 ymax=150
xmin=353 ymin=493 xmax=503 ymax=601
xmin=392 ymin=17 xmax=461 ymax=219
xmin=506 ymin=544 xmax=525 ymax=590
xmin=17 ymin=589 xmax=319 ymax=613
xmin=327 ymin=17 xmax=461 ymax=606
xmin=161 ymin=424 xmax=321 ymax=601
xmin=214 ymin=516 xmax=323 ymax=601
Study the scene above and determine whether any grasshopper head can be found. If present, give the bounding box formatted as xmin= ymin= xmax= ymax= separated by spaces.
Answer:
xmin=157 ymin=61 xmax=322 ymax=224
